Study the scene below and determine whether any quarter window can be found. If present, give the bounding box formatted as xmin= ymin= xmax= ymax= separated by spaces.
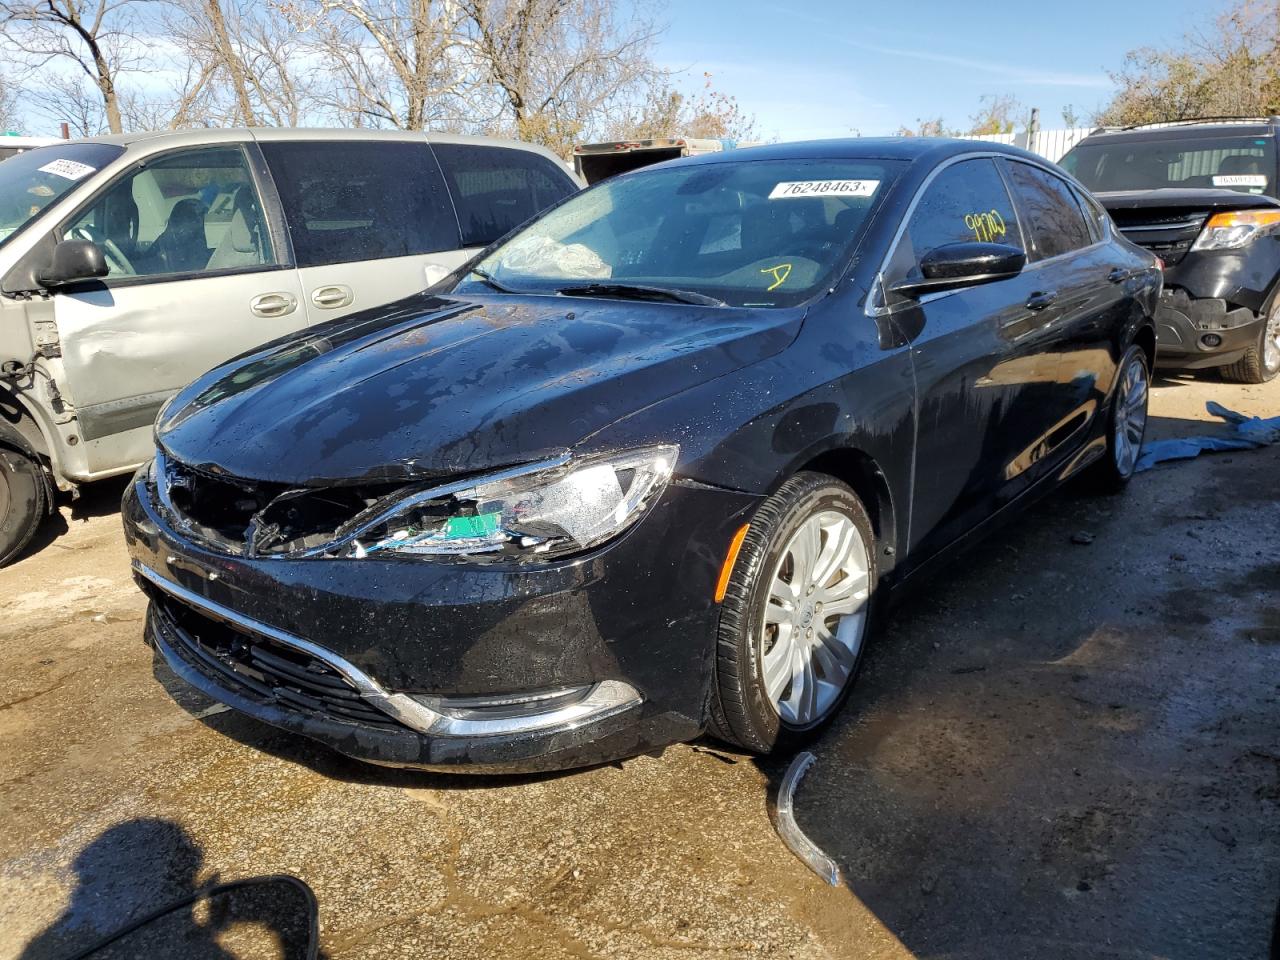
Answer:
xmin=1003 ymin=160 xmax=1093 ymax=260
xmin=261 ymin=141 xmax=460 ymax=267
xmin=886 ymin=158 xmax=1022 ymax=286
xmin=431 ymin=143 xmax=577 ymax=247
xmin=63 ymin=146 xmax=275 ymax=279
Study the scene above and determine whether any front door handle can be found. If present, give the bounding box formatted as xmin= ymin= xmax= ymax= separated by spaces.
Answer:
xmin=250 ymin=292 xmax=298 ymax=318
xmin=311 ymin=284 xmax=354 ymax=309
xmin=1026 ymin=291 xmax=1058 ymax=311
xmin=1107 ymin=268 xmax=1131 ymax=284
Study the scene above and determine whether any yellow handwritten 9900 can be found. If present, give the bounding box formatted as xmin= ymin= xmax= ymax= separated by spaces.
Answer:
xmin=964 ymin=210 xmax=1007 ymax=243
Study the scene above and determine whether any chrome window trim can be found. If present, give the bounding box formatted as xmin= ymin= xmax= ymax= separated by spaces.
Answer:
xmin=866 ymin=151 xmax=1107 ymax=320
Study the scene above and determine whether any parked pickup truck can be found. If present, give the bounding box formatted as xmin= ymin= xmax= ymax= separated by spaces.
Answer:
xmin=572 ymin=137 xmax=760 ymax=184
xmin=1061 ymin=118 xmax=1280 ymax=383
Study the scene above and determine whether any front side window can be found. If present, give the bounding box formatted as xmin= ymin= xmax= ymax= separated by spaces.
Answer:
xmin=1061 ymin=134 xmax=1278 ymax=196
xmin=457 ymin=158 xmax=903 ymax=308
xmin=1003 ymin=161 xmax=1092 ymax=261
xmin=63 ymin=146 xmax=275 ymax=279
xmin=431 ymin=143 xmax=577 ymax=247
xmin=261 ymin=141 xmax=459 ymax=267
xmin=0 ymin=142 xmax=123 ymax=250
xmin=884 ymin=158 xmax=1022 ymax=288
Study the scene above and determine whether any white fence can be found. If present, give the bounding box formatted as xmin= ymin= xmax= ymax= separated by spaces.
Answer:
xmin=958 ymin=127 xmax=1094 ymax=163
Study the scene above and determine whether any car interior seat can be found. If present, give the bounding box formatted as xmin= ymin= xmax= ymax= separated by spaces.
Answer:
xmin=1216 ymin=154 xmax=1265 ymax=179
xmin=207 ymin=185 xmax=267 ymax=270
xmin=100 ymin=188 xmax=139 ymax=260
xmin=148 ymin=197 xmax=212 ymax=274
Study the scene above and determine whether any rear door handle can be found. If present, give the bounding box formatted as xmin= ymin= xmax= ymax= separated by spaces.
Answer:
xmin=250 ymin=292 xmax=298 ymax=318
xmin=1107 ymin=268 xmax=1131 ymax=284
xmin=311 ymin=284 xmax=354 ymax=309
xmin=1026 ymin=291 xmax=1058 ymax=311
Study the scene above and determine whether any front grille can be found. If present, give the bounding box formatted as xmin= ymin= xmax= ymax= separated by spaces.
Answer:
xmin=153 ymin=592 xmax=402 ymax=730
xmin=1110 ymin=209 xmax=1208 ymax=266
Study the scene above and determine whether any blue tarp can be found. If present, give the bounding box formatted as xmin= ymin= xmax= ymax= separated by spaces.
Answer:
xmin=1135 ymin=402 xmax=1280 ymax=472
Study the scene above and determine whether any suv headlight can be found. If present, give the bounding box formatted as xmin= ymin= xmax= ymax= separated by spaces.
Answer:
xmin=1191 ymin=209 xmax=1280 ymax=251
xmin=347 ymin=445 xmax=677 ymax=561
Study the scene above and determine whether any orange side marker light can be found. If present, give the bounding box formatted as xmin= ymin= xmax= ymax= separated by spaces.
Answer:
xmin=714 ymin=524 xmax=751 ymax=603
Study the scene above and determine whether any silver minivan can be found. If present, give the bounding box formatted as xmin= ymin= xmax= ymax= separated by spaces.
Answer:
xmin=0 ymin=129 xmax=579 ymax=564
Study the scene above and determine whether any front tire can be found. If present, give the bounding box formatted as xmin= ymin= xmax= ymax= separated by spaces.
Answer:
xmin=1221 ymin=302 xmax=1280 ymax=384
xmin=0 ymin=447 xmax=47 ymax=567
xmin=709 ymin=473 xmax=877 ymax=754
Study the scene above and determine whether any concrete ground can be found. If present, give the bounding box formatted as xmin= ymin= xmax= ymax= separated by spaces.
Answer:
xmin=1 ymin=372 xmax=1276 ymax=960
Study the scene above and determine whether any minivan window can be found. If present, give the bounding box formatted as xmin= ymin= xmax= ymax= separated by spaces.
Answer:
xmin=885 ymin=158 xmax=1022 ymax=287
xmin=1061 ymin=134 xmax=1278 ymax=196
xmin=1003 ymin=161 xmax=1092 ymax=260
xmin=260 ymin=141 xmax=459 ymax=267
xmin=63 ymin=146 xmax=276 ymax=279
xmin=431 ymin=143 xmax=577 ymax=247
xmin=0 ymin=142 xmax=123 ymax=250
xmin=459 ymin=158 xmax=903 ymax=309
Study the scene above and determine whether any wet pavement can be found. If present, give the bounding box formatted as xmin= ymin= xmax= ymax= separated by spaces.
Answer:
xmin=1 ymin=373 xmax=1276 ymax=959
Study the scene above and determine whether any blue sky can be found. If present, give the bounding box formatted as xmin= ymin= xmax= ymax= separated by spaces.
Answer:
xmin=656 ymin=0 xmax=1212 ymax=139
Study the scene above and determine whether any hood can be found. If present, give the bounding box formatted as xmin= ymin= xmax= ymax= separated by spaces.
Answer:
xmin=158 ymin=292 xmax=802 ymax=486
xmin=1094 ymin=188 xmax=1280 ymax=213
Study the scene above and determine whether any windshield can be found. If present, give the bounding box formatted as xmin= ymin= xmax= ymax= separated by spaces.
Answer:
xmin=456 ymin=157 xmax=903 ymax=308
xmin=1061 ymin=134 xmax=1277 ymax=196
xmin=0 ymin=142 xmax=124 ymax=250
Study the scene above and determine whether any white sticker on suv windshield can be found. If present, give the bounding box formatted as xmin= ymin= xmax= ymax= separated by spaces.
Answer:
xmin=1213 ymin=174 xmax=1267 ymax=188
xmin=38 ymin=159 xmax=96 ymax=181
xmin=769 ymin=179 xmax=879 ymax=199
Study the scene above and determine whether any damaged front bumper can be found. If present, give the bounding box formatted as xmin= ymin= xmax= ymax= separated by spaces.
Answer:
xmin=1154 ymin=288 xmax=1267 ymax=370
xmin=123 ymin=466 xmax=757 ymax=773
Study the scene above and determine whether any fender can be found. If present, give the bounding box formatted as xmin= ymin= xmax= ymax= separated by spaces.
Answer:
xmin=0 ymin=385 xmax=56 ymax=513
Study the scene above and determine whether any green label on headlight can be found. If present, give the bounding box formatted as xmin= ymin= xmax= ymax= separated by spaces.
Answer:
xmin=443 ymin=512 xmax=502 ymax=539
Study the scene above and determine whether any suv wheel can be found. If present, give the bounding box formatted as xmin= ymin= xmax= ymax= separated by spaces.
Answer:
xmin=708 ymin=473 xmax=876 ymax=753
xmin=1222 ymin=301 xmax=1280 ymax=384
xmin=0 ymin=447 xmax=47 ymax=566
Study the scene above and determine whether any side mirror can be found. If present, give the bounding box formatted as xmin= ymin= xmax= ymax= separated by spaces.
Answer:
xmin=889 ymin=242 xmax=1026 ymax=298
xmin=38 ymin=238 xmax=108 ymax=288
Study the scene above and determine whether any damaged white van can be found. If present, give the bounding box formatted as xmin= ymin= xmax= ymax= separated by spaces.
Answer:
xmin=0 ymin=129 xmax=579 ymax=564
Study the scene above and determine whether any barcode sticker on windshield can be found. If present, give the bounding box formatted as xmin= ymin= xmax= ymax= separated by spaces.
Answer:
xmin=1213 ymin=174 xmax=1267 ymax=188
xmin=38 ymin=159 xmax=96 ymax=181
xmin=769 ymin=180 xmax=879 ymax=200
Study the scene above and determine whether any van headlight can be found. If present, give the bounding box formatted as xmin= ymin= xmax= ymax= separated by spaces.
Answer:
xmin=347 ymin=445 xmax=677 ymax=560
xmin=1191 ymin=209 xmax=1280 ymax=251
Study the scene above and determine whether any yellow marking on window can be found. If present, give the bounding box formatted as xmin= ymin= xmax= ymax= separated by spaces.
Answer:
xmin=761 ymin=262 xmax=792 ymax=291
xmin=964 ymin=209 xmax=1007 ymax=243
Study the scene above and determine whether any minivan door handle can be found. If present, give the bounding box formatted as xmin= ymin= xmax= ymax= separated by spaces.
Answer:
xmin=1026 ymin=291 xmax=1058 ymax=311
xmin=311 ymin=284 xmax=354 ymax=309
xmin=250 ymin=292 xmax=298 ymax=318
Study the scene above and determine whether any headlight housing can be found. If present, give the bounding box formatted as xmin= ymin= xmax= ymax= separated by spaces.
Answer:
xmin=347 ymin=445 xmax=677 ymax=561
xmin=1191 ymin=209 xmax=1280 ymax=251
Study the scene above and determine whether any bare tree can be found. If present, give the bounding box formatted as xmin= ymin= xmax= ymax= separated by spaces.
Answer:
xmin=26 ymin=71 xmax=107 ymax=134
xmin=0 ymin=70 xmax=19 ymax=131
xmin=610 ymin=72 xmax=759 ymax=142
xmin=0 ymin=0 xmax=153 ymax=134
xmin=457 ymin=0 xmax=663 ymax=153
xmin=968 ymin=93 xmax=1022 ymax=135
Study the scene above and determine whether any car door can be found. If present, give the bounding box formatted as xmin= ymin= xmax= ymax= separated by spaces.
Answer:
xmin=47 ymin=143 xmax=306 ymax=473
xmin=258 ymin=139 xmax=467 ymax=324
xmin=878 ymin=157 xmax=1068 ymax=565
xmin=1000 ymin=159 xmax=1123 ymax=472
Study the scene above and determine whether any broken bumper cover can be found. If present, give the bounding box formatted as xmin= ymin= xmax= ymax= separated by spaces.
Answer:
xmin=1155 ymin=289 xmax=1267 ymax=369
xmin=123 ymin=467 xmax=757 ymax=772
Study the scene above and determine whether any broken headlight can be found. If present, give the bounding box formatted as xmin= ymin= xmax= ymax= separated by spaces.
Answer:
xmin=347 ymin=445 xmax=677 ymax=561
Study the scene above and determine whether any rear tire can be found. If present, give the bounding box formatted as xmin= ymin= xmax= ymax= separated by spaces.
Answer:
xmin=0 ymin=447 xmax=47 ymax=567
xmin=708 ymin=472 xmax=877 ymax=754
xmin=1221 ymin=302 xmax=1280 ymax=384
xmin=1086 ymin=344 xmax=1150 ymax=494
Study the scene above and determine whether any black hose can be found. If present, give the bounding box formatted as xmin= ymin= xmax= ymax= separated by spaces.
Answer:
xmin=60 ymin=873 xmax=319 ymax=960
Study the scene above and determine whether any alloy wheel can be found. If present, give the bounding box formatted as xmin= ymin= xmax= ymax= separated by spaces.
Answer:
xmin=757 ymin=510 xmax=871 ymax=728
xmin=1265 ymin=306 xmax=1280 ymax=374
xmin=1113 ymin=355 xmax=1149 ymax=475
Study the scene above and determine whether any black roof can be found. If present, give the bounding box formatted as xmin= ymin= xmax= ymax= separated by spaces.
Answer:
xmin=680 ymin=136 xmax=1045 ymax=166
xmin=1077 ymin=120 xmax=1279 ymax=146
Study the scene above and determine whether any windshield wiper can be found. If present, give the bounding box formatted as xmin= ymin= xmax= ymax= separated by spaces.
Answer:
xmin=467 ymin=266 xmax=524 ymax=295
xmin=555 ymin=282 xmax=724 ymax=307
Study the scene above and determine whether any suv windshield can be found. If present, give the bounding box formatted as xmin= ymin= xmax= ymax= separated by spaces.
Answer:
xmin=1061 ymin=134 xmax=1277 ymax=196
xmin=0 ymin=142 xmax=124 ymax=249
xmin=457 ymin=157 xmax=903 ymax=308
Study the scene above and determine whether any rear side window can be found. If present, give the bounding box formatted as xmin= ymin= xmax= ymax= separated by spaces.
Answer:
xmin=1003 ymin=160 xmax=1093 ymax=260
xmin=260 ymin=141 xmax=460 ymax=267
xmin=886 ymin=158 xmax=1022 ymax=284
xmin=431 ymin=143 xmax=576 ymax=247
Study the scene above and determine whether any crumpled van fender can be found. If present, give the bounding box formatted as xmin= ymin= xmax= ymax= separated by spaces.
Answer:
xmin=0 ymin=386 xmax=56 ymax=512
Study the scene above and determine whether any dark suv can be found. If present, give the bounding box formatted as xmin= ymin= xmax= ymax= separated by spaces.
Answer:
xmin=1061 ymin=118 xmax=1280 ymax=382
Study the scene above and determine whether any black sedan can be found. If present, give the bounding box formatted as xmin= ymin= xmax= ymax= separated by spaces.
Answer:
xmin=123 ymin=139 xmax=1160 ymax=773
